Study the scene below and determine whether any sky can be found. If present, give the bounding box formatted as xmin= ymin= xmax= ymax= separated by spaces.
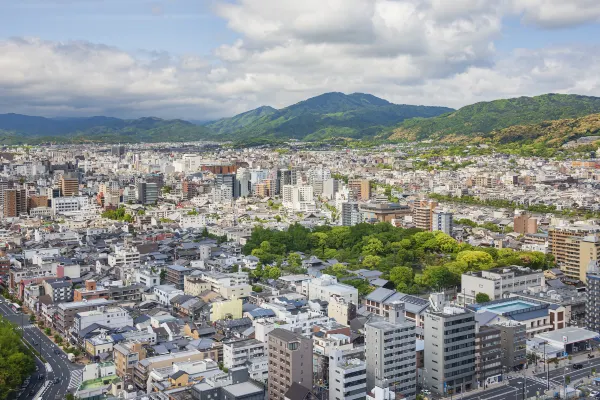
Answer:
xmin=1 ymin=0 xmax=600 ymax=120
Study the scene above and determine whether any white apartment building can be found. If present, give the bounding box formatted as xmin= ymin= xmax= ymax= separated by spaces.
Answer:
xmin=302 ymin=274 xmax=359 ymax=305
xmin=330 ymin=350 xmax=367 ymax=400
xmin=458 ymin=266 xmax=545 ymax=305
xmin=135 ymin=268 xmax=161 ymax=288
xmin=153 ymin=284 xmax=184 ymax=306
xmin=180 ymin=214 xmax=207 ymax=229
xmin=108 ymin=245 xmax=141 ymax=268
xmin=260 ymin=303 xmax=331 ymax=337
xmin=52 ymin=196 xmax=89 ymax=215
xmin=198 ymin=271 xmax=251 ymax=299
xmin=223 ymin=338 xmax=266 ymax=368
xmin=74 ymin=306 xmax=133 ymax=333
xmin=282 ymin=184 xmax=315 ymax=211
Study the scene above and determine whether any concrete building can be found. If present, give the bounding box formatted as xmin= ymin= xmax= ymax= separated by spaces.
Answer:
xmin=43 ymin=278 xmax=73 ymax=303
xmin=514 ymin=213 xmax=538 ymax=235
xmin=153 ymin=284 xmax=185 ymax=306
xmin=348 ymin=179 xmax=371 ymax=201
xmin=329 ymin=350 xmax=367 ymax=400
xmin=327 ymin=295 xmax=357 ymax=325
xmin=55 ymin=299 xmax=115 ymax=334
xmin=166 ymin=264 xmax=192 ymax=290
xmin=587 ymin=261 xmax=600 ymax=333
xmin=267 ymin=328 xmax=313 ymax=400
xmin=341 ymin=202 xmax=362 ymax=226
xmin=475 ymin=326 xmax=502 ymax=388
xmin=432 ymin=210 xmax=453 ymax=236
xmin=494 ymin=320 xmax=526 ymax=371
xmin=108 ymin=246 xmax=140 ymax=268
xmin=302 ymin=274 xmax=359 ymax=305
xmin=74 ymin=306 xmax=133 ymax=333
xmin=60 ymin=173 xmax=79 ymax=196
xmin=365 ymin=302 xmax=416 ymax=399
xmin=423 ymin=301 xmax=476 ymax=397
xmin=223 ymin=339 xmax=267 ymax=382
xmin=548 ymin=225 xmax=600 ymax=282
xmin=133 ymin=349 xmax=206 ymax=389
xmin=3 ymin=188 xmax=27 ymax=218
xmin=412 ymin=200 xmax=437 ymax=231
xmin=458 ymin=266 xmax=545 ymax=306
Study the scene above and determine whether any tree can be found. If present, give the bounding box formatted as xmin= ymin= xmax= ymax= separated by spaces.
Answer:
xmin=475 ymin=293 xmax=491 ymax=304
xmin=310 ymin=232 xmax=329 ymax=255
xmin=0 ymin=316 xmax=36 ymax=399
xmin=456 ymin=250 xmax=494 ymax=271
xmin=54 ymin=334 xmax=63 ymax=344
xmin=287 ymin=253 xmax=302 ymax=269
xmin=44 ymin=327 xmax=51 ymax=335
xmin=160 ymin=269 xmax=167 ymax=283
xmin=362 ymin=237 xmax=384 ymax=256
xmin=389 ymin=266 xmax=413 ymax=286
xmin=416 ymin=265 xmax=459 ymax=290
xmin=565 ymin=375 xmax=570 ymax=385
xmin=252 ymin=285 xmax=263 ymax=293
xmin=362 ymin=255 xmax=381 ymax=269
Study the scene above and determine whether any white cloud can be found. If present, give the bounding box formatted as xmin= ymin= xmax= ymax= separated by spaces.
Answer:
xmin=0 ymin=0 xmax=599 ymax=120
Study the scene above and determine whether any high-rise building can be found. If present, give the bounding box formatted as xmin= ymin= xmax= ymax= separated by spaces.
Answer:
xmin=60 ymin=173 xmax=79 ymax=196
xmin=277 ymin=169 xmax=292 ymax=196
xmin=365 ymin=302 xmax=416 ymax=399
xmin=3 ymin=188 xmax=27 ymax=218
xmin=216 ymin=173 xmax=239 ymax=199
xmin=412 ymin=200 xmax=437 ymax=231
xmin=432 ymin=210 xmax=453 ymax=235
xmin=494 ymin=320 xmax=526 ymax=371
xmin=348 ymin=179 xmax=371 ymax=201
xmin=329 ymin=350 xmax=367 ymax=400
xmin=136 ymin=182 xmax=159 ymax=205
xmin=513 ymin=212 xmax=538 ymax=234
xmin=587 ymin=261 xmax=600 ymax=333
xmin=0 ymin=179 xmax=8 ymax=209
xmin=111 ymin=145 xmax=125 ymax=157
xmin=475 ymin=326 xmax=502 ymax=388
xmin=237 ymin=168 xmax=252 ymax=198
xmin=423 ymin=298 xmax=476 ymax=397
xmin=341 ymin=202 xmax=362 ymax=226
xmin=548 ymin=225 xmax=600 ymax=282
xmin=267 ymin=328 xmax=313 ymax=400
xmin=322 ymin=178 xmax=339 ymax=199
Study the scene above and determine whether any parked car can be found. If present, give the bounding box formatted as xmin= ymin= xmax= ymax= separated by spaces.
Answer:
xmin=573 ymin=363 xmax=583 ymax=370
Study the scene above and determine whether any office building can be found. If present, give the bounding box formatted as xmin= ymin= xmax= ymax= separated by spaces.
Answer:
xmin=514 ymin=213 xmax=538 ymax=235
xmin=475 ymin=326 xmax=502 ymax=388
xmin=586 ymin=261 xmax=600 ymax=333
xmin=341 ymin=202 xmax=362 ymax=226
xmin=166 ymin=264 xmax=192 ymax=290
xmin=548 ymin=225 xmax=600 ymax=282
xmin=423 ymin=299 xmax=476 ymax=397
xmin=365 ymin=302 xmax=416 ymax=399
xmin=267 ymin=328 xmax=313 ymax=400
xmin=458 ymin=266 xmax=545 ymax=306
xmin=412 ymin=200 xmax=437 ymax=231
xmin=277 ymin=169 xmax=292 ymax=196
xmin=302 ymin=274 xmax=359 ymax=305
xmin=111 ymin=145 xmax=125 ymax=157
xmin=348 ymin=179 xmax=371 ymax=201
xmin=74 ymin=306 xmax=133 ymax=333
xmin=432 ymin=210 xmax=453 ymax=236
xmin=55 ymin=299 xmax=115 ymax=334
xmin=329 ymin=350 xmax=367 ymax=400
xmin=60 ymin=173 xmax=79 ymax=196
xmin=3 ymin=188 xmax=27 ymax=218
xmin=494 ymin=320 xmax=526 ymax=371
xmin=216 ymin=173 xmax=239 ymax=199
xmin=322 ymin=178 xmax=339 ymax=200
xmin=136 ymin=181 xmax=159 ymax=205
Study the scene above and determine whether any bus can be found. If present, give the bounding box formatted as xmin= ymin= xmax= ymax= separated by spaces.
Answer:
xmin=11 ymin=303 xmax=21 ymax=313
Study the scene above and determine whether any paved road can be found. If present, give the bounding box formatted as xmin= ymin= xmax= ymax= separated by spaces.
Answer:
xmin=0 ymin=298 xmax=82 ymax=400
xmin=460 ymin=357 xmax=600 ymax=400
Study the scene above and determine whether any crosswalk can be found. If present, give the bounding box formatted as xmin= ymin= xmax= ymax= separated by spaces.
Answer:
xmin=15 ymin=324 xmax=36 ymax=330
xmin=506 ymin=374 xmax=557 ymax=388
xmin=68 ymin=369 xmax=82 ymax=390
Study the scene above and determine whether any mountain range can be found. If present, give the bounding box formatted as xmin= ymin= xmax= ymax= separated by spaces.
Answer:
xmin=2 ymin=92 xmax=600 ymax=145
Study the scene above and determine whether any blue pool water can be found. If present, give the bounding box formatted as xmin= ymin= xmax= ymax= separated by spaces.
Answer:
xmin=480 ymin=300 xmax=536 ymax=314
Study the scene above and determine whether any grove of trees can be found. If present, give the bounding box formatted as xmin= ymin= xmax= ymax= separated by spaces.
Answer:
xmin=243 ymin=222 xmax=554 ymax=296
xmin=0 ymin=316 xmax=36 ymax=399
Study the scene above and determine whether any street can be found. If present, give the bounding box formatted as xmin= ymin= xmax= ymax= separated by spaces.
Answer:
xmin=0 ymin=298 xmax=82 ymax=400
xmin=460 ymin=357 xmax=600 ymax=400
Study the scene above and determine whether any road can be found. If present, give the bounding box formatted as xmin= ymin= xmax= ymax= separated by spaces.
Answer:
xmin=0 ymin=298 xmax=82 ymax=400
xmin=461 ymin=357 xmax=600 ymax=400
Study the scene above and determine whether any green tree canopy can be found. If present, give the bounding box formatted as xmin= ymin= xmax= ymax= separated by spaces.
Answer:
xmin=475 ymin=293 xmax=491 ymax=303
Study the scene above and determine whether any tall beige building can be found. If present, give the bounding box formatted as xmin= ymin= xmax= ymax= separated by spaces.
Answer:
xmin=412 ymin=200 xmax=438 ymax=231
xmin=267 ymin=328 xmax=313 ymax=400
xmin=514 ymin=213 xmax=538 ymax=234
xmin=60 ymin=173 xmax=79 ymax=196
xmin=348 ymin=179 xmax=371 ymax=201
xmin=549 ymin=225 xmax=600 ymax=282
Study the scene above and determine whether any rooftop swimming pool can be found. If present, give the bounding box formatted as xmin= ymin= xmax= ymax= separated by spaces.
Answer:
xmin=478 ymin=300 xmax=537 ymax=314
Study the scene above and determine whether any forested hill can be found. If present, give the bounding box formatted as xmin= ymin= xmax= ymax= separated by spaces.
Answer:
xmin=205 ymin=92 xmax=454 ymax=141
xmin=388 ymin=93 xmax=600 ymax=142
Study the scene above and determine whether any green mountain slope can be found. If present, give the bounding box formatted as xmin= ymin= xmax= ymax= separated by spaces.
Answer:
xmin=213 ymin=92 xmax=454 ymax=141
xmin=388 ymin=93 xmax=600 ymax=141
xmin=206 ymin=106 xmax=277 ymax=135
xmin=0 ymin=114 xmax=213 ymax=144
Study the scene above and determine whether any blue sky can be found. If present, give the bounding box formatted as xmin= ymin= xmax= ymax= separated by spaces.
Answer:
xmin=0 ymin=0 xmax=599 ymax=119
